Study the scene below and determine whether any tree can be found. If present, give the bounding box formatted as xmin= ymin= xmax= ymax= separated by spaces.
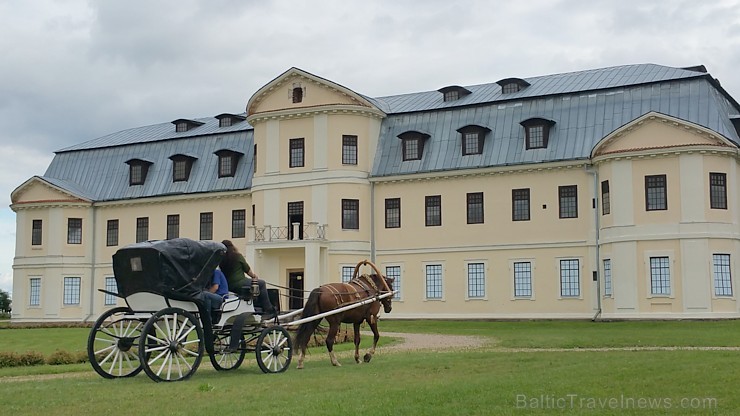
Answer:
xmin=0 ymin=289 xmax=11 ymax=314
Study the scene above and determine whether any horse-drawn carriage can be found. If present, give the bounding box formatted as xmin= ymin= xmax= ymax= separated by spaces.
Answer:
xmin=87 ymin=238 xmax=396 ymax=382
xmin=87 ymin=238 xmax=292 ymax=382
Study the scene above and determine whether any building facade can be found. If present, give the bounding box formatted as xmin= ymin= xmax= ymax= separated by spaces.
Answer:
xmin=10 ymin=64 xmax=740 ymax=321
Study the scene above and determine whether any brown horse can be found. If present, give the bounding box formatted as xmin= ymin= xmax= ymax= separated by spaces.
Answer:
xmin=294 ymin=260 xmax=394 ymax=369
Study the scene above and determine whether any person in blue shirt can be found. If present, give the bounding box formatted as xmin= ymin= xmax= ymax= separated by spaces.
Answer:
xmin=200 ymin=268 xmax=229 ymax=322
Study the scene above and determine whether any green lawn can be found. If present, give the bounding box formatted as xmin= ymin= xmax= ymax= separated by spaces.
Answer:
xmin=1 ymin=320 xmax=739 ymax=415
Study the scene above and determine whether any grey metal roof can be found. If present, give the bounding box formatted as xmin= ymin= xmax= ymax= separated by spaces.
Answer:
xmin=58 ymin=115 xmax=252 ymax=153
xmin=39 ymin=63 xmax=740 ymax=201
xmin=371 ymin=76 xmax=740 ymax=177
xmin=44 ymin=131 xmax=253 ymax=201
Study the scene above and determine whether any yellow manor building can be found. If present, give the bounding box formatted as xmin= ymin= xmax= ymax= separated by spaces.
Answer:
xmin=10 ymin=64 xmax=740 ymax=322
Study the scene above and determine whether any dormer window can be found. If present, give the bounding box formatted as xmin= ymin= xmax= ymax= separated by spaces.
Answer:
xmin=214 ymin=149 xmax=244 ymax=177
xmin=457 ymin=125 xmax=491 ymax=155
xmin=215 ymin=113 xmax=246 ymax=128
xmin=438 ymin=86 xmax=472 ymax=102
xmin=291 ymin=82 xmax=305 ymax=103
xmin=172 ymin=118 xmax=204 ymax=133
xmin=125 ymin=159 xmax=153 ymax=186
xmin=398 ymin=131 xmax=430 ymax=161
xmin=520 ymin=118 xmax=556 ymax=149
xmin=496 ymin=78 xmax=531 ymax=94
xmin=169 ymin=154 xmax=197 ymax=182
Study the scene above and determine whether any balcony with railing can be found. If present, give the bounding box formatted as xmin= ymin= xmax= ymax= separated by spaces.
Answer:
xmin=249 ymin=222 xmax=327 ymax=243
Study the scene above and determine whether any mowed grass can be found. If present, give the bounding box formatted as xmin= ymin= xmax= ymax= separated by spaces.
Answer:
xmin=1 ymin=320 xmax=739 ymax=415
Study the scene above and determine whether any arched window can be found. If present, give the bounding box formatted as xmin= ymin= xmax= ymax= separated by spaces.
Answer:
xmin=520 ymin=118 xmax=556 ymax=149
xmin=456 ymin=125 xmax=491 ymax=155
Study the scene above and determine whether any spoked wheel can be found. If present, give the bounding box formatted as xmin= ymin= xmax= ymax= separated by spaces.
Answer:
xmin=209 ymin=331 xmax=246 ymax=371
xmin=255 ymin=326 xmax=292 ymax=373
xmin=87 ymin=307 xmax=144 ymax=379
xmin=138 ymin=307 xmax=204 ymax=382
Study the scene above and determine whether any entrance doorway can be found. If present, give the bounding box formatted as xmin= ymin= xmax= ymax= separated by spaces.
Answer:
xmin=288 ymin=271 xmax=305 ymax=310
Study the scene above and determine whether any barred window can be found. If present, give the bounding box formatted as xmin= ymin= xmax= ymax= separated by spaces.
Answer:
xmin=29 ymin=278 xmax=41 ymax=306
xmin=67 ymin=218 xmax=82 ymax=244
xmin=603 ymin=259 xmax=612 ymax=297
xmin=32 ymin=219 xmax=42 ymax=246
xmin=342 ymin=199 xmax=359 ymax=230
xmin=63 ymin=277 xmax=81 ymax=305
xmin=290 ymin=138 xmax=304 ymax=168
xmin=425 ymin=195 xmax=441 ymax=226
xmin=342 ymin=135 xmax=358 ymax=165
xmin=710 ymin=173 xmax=727 ymax=209
xmin=560 ymin=259 xmax=580 ymax=297
xmin=341 ymin=266 xmax=354 ymax=283
xmin=425 ymin=264 xmax=443 ymax=299
xmin=513 ymin=262 xmax=532 ymax=298
xmin=386 ymin=265 xmax=401 ymax=300
xmin=200 ymin=212 xmax=213 ymax=240
xmin=645 ymin=175 xmax=667 ymax=211
xmin=650 ymin=256 xmax=671 ymax=295
xmin=512 ymin=189 xmax=530 ymax=221
xmin=385 ymin=198 xmax=400 ymax=228
xmin=166 ymin=215 xmax=179 ymax=240
xmin=136 ymin=217 xmax=149 ymax=243
xmin=601 ymin=180 xmax=610 ymax=215
xmin=713 ymin=254 xmax=732 ymax=296
xmin=467 ymin=192 xmax=484 ymax=224
xmin=104 ymin=276 xmax=118 ymax=305
xmin=106 ymin=219 xmax=119 ymax=247
xmin=467 ymin=263 xmax=485 ymax=298
xmin=559 ymin=185 xmax=578 ymax=218
xmin=232 ymin=209 xmax=246 ymax=238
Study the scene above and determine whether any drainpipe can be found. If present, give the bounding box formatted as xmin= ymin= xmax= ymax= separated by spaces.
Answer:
xmin=84 ymin=203 xmax=97 ymax=322
xmin=370 ymin=181 xmax=376 ymax=264
xmin=585 ymin=165 xmax=602 ymax=321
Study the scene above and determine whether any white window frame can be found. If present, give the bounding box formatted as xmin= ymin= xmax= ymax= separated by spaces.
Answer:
xmin=29 ymin=276 xmax=41 ymax=307
xmin=465 ymin=260 xmax=487 ymax=300
xmin=603 ymin=258 xmax=612 ymax=298
xmin=645 ymin=252 xmax=674 ymax=298
xmin=423 ymin=262 xmax=444 ymax=301
xmin=557 ymin=257 xmax=582 ymax=299
xmin=384 ymin=264 xmax=402 ymax=301
xmin=712 ymin=253 xmax=733 ymax=298
xmin=104 ymin=276 xmax=118 ymax=306
xmin=510 ymin=259 xmax=535 ymax=300
xmin=63 ymin=276 xmax=81 ymax=306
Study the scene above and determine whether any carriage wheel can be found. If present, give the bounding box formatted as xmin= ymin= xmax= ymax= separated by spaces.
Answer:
xmin=209 ymin=331 xmax=246 ymax=371
xmin=138 ymin=307 xmax=204 ymax=382
xmin=87 ymin=307 xmax=144 ymax=379
xmin=255 ymin=326 xmax=292 ymax=373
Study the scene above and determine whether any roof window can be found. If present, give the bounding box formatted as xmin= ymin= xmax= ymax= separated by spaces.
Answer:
xmin=172 ymin=119 xmax=205 ymax=133
xmin=169 ymin=154 xmax=197 ymax=182
xmin=438 ymin=86 xmax=472 ymax=102
xmin=215 ymin=113 xmax=246 ymax=128
xmin=496 ymin=78 xmax=530 ymax=94
xmin=456 ymin=125 xmax=491 ymax=155
xmin=214 ymin=149 xmax=244 ymax=178
xmin=520 ymin=118 xmax=556 ymax=149
xmin=125 ymin=159 xmax=153 ymax=186
xmin=398 ymin=131 xmax=431 ymax=161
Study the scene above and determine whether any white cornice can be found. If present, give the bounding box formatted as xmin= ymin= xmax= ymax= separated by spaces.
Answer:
xmin=370 ymin=160 xmax=590 ymax=184
xmin=91 ymin=190 xmax=252 ymax=208
xmin=252 ymin=169 xmax=370 ymax=191
xmin=247 ymin=104 xmax=385 ymax=125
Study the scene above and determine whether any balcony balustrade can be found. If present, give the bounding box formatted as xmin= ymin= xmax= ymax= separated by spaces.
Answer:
xmin=249 ymin=222 xmax=327 ymax=242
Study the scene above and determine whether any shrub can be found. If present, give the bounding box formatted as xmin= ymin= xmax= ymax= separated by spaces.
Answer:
xmin=0 ymin=351 xmax=45 ymax=368
xmin=46 ymin=350 xmax=87 ymax=365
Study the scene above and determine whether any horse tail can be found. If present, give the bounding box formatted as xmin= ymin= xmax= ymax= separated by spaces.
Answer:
xmin=294 ymin=288 xmax=323 ymax=350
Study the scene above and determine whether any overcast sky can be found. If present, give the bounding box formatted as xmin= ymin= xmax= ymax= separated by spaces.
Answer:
xmin=2 ymin=0 xmax=740 ymax=296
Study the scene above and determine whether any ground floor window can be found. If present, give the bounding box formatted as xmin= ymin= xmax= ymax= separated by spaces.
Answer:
xmin=467 ymin=262 xmax=485 ymax=298
xmin=104 ymin=276 xmax=118 ymax=305
xmin=650 ymin=256 xmax=671 ymax=295
xmin=513 ymin=262 xmax=532 ymax=298
xmin=386 ymin=265 xmax=401 ymax=299
xmin=425 ymin=264 xmax=443 ymax=299
xmin=559 ymin=259 xmax=580 ymax=297
xmin=713 ymin=254 xmax=733 ymax=297
xmin=63 ymin=277 xmax=81 ymax=305
xmin=341 ymin=266 xmax=354 ymax=283
xmin=603 ymin=259 xmax=612 ymax=297
xmin=29 ymin=277 xmax=41 ymax=306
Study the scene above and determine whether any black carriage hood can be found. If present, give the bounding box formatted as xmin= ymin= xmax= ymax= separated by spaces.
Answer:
xmin=112 ymin=238 xmax=226 ymax=299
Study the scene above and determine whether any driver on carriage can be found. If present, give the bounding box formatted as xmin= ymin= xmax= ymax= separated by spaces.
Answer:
xmin=219 ymin=239 xmax=277 ymax=320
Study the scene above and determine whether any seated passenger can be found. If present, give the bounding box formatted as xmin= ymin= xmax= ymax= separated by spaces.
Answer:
xmin=200 ymin=268 xmax=229 ymax=321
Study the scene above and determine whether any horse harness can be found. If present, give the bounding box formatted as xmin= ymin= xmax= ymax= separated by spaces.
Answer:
xmin=324 ymin=274 xmax=381 ymax=310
